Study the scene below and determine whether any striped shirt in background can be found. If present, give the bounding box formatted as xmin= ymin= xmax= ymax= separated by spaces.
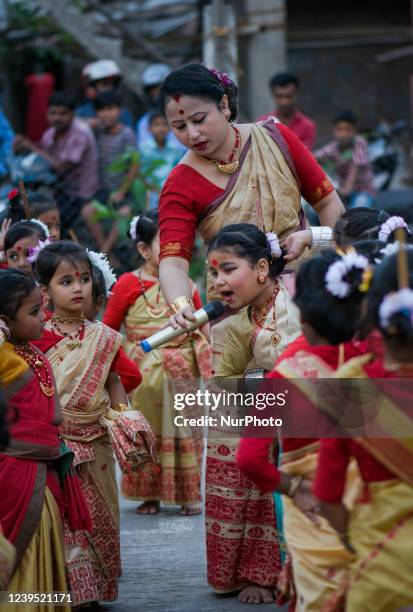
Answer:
xmin=96 ymin=125 xmax=136 ymax=193
xmin=314 ymin=135 xmax=375 ymax=194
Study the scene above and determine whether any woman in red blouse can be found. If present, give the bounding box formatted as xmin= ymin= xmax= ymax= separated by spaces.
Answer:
xmin=314 ymin=248 xmax=413 ymax=611
xmin=156 ymin=64 xmax=343 ymax=329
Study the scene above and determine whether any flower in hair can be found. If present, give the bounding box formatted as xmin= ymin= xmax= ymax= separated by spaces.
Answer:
xmin=379 ymin=241 xmax=402 ymax=259
xmin=7 ymin=188 xmax=19 ymax=201
xmin=209 ymin=68 xmax=232 ymax=88
xmin=379 ymin=288 xmax=413 ymax=329
xmin=31 ymin=218 xmax=50 ymax=238
xmin=129 ymin=215 xmax=140 ymax=241
xmin=87 ymin=250 xmax=117 ymax=297
xmin=378 ymin=216 xmax=409 ymax=242
xmin=266 ymin=232 xmax=282 ymax=259
xmin=21 ymin=218 xmax=50 ymax=238
xmin=325 ymin=251 xmax=370 ymax=298
xmin=27 ymin=238 xmax=52 ymax=264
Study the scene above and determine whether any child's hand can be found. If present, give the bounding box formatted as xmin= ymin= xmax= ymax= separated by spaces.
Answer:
xmin=0 ymin=218 xmax=12 ymax=251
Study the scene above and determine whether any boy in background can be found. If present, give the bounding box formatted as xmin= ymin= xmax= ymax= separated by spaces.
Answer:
xmin=82 ymin=90 xmax=137 ymax=254
xmin=314 ymin=111 xmax=375 ymax=208
xmin=139 ymin=111 xmax=182 ymax=208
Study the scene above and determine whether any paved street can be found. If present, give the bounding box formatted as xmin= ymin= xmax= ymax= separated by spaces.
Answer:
xmin=108 ymin=493 xmax=288 ymax=612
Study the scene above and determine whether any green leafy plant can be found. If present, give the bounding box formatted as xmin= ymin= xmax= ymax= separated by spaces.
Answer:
xmin=107 ymin=150 xmax=167 ymax=211
xmin=90 ymin=199 xmax=130 ymax=238
xmin=91 ymin=149 xmax=168 ymax=239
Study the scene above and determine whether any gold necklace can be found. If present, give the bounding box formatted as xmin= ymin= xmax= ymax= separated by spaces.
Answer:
xmin=251 ymin=284 xmax=281 ymax=347
xmin=12 ymin=341 xmax=55 ymax=397
xmin=52 ymin=313 xmax=84 ymax=325
xmin=201 ymin=126 xmax=242 ymax=175
xmin=51 ymin=314 xmax=85 ymax=350
xmin=137 ymin=271 xmax=167 ymax=319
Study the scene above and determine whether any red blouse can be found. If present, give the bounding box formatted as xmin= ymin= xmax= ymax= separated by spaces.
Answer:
xmin=313 ymin=439 xmax=396 ymax=504
xmin=34 ymin=327 xmax=141 ymax=394
xmin=103 ymin=271 xmax=203 ymax=332
xmin=313 ymin=359 xmax=404 ymax=503
xmin=159 ymin=123 xmax=334 ymax=261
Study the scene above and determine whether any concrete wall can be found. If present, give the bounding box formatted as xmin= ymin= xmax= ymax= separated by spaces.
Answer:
xmin=285 ymin=0 xmax=412 ymax=144
xmin=289 ymin=44 xmax=412 ymax=144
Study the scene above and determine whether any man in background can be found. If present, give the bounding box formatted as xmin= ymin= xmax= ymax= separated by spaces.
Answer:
xmin=257 ymin=72 xmax=316 ymax=150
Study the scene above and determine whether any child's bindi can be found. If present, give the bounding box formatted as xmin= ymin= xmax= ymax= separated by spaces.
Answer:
xmin=211 ymin=258 xmax=218 ymax=267
xmin=16 ymin=246 xmax=22 ymax=251
xmin=75 ymin=271 xmax=80 ymax=277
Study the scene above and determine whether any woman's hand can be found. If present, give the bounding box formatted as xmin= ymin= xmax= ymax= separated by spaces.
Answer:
xmin=281 ymin=229 xmax=312 ymax=262
xmin=168 ymin=306 xmax=197 ymax=330
xmin=292 ymin=478 xmax=322 ymax=526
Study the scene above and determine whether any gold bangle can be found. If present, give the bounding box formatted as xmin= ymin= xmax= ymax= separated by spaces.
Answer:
xmin=114 ymin=403 xmax=129 ymax=412
xmin=170 ymin=296 xmax=194 ymax=314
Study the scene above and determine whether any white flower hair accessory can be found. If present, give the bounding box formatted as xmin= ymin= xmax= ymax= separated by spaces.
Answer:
xmin=87 ymin=250 xmax=117 ymax=297
xmin=379 ymin=241 xmax=401 ymax=260
xmin=378 ymin=216 xmax=408 ymax=243
xmin=325 ymin=251 xmax=370 ymax=298
xmin=379 ymin=288 xmax=413 ymax=329
xmin=23 ymin=218 xmax=50 ymax=238
xmin=376 ymin=242 xmax=413 ymax=264
xmin=27 ymin=238 xmax=52 ymax=264
xmin=266 ymin=232 xmax=282 ymax=259
xmin=129 ymin=215 xmax=141 ymax=241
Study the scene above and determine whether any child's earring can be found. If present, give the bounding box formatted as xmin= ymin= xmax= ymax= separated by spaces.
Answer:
xmin=257 ymin=273 xmax=266 ymax=285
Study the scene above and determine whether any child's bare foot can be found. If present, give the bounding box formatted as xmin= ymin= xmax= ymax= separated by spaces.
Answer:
xmin=179 ymin=504 xmax=202 ymax=516
xmin=136 ymin=501 xmax=160 ymax=515
xmin=238 ymin=584 xmax=275 ymax=604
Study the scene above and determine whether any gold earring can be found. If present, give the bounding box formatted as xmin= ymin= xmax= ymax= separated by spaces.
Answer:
xmin=257 ymin=274 xmax=266 ymax=285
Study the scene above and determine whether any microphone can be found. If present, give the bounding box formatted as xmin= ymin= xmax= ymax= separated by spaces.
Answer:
xmin=140 ymin=300 xmax=225 ymax=353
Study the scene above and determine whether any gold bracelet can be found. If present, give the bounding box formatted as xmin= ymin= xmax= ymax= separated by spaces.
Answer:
xmin=169 ymin=296 xmax=194 ymax=314
xmin=114 ymin=403 xmax=129 ymax=412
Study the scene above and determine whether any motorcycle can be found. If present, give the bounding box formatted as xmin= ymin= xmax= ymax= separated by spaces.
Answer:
xmin=365 ymin=120 xmax=409 ymax=193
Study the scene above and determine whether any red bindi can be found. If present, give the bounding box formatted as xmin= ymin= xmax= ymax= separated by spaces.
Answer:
xmin=173 ymin=95 xmax=181 ymax=103
xmin=179 ymin=109 xmax=185 ymax=115
xmin=75 ymin=271 xmax=80 ymax=277
xmin=211 ymin=259 xmax=218 ymax=267
xmin=16 ymin=246 xmax=22 ymax=251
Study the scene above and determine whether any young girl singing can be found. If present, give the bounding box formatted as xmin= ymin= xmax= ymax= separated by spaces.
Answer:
xmin=0 ymin=270 xmax=90 ymax=610
xmin=33 ymin=241 xmax=127 ymax=606
xmin=204 ymin=223 xmax=301 ymax=604
xmin=103 ymin=211 xmax=211 ymax=516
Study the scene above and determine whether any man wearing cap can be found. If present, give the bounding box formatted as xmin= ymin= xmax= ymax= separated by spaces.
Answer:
xmin=76 ymin=60 xmax=133 ymax=128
